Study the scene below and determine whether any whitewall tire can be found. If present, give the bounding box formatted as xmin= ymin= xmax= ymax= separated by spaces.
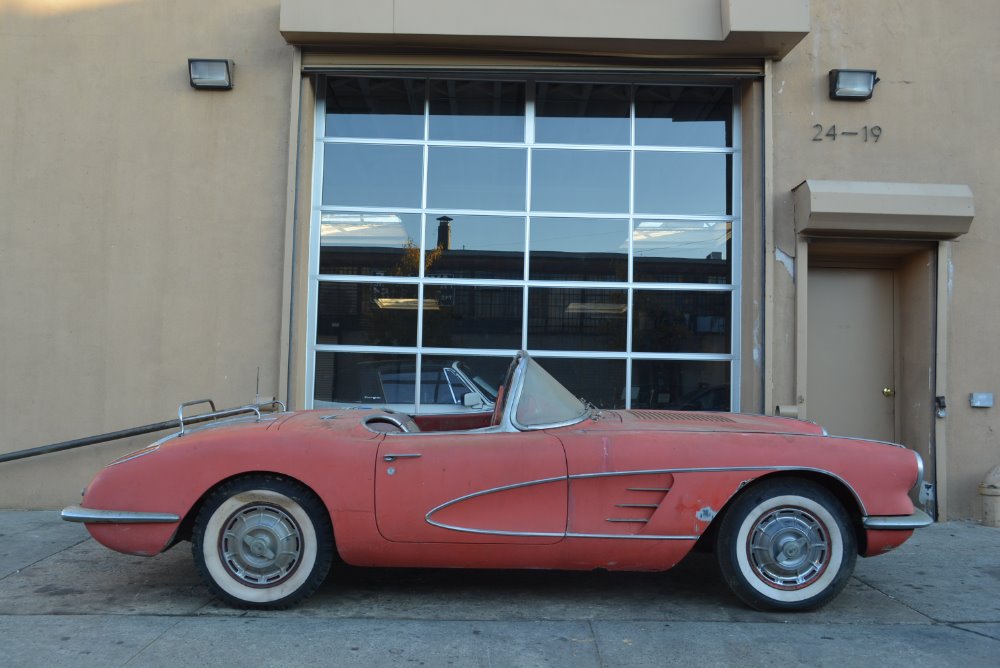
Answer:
xmin=716 ymin=479 xmax=857 ymax=611
xmin=192 ymin=476 xmax=333 ymax=609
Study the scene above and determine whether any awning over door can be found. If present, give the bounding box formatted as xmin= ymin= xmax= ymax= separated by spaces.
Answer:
xmin=793 ymin=180 xmax=975 ymax=240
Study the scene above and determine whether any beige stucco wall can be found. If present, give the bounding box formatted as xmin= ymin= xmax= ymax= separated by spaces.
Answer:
xmin=770 ymin=0 xmax=1000 ymax=518
xmin=2 ymin=0 xmax=998 ymax=519
xmin=0 ymin=0 xmax=294 ymax=507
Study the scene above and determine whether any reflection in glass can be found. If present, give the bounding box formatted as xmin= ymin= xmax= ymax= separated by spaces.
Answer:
xmin=535 ymin=82 xmax=630 ymax=145
xmin=313 ymin=351 xmax=416 ymax=411
xmin=632 ymin=291 xmax=731 ymax=353
xmin=422 ymin=355 xmax=511 ymax=403
xmin=529 ymin=217 xmax=628 ymax=281
xmin=319 ymin=213 xmax=423 ymax=277
xmin=630 ymin=360 xmax=730 ymax=411
xmin=427 ymin=146 xmax=526 ymax=211
xmin=531 ymin=149 xmax=629 ymax=213
xmin=635 ymin=86 xmax=732 ymax=147
xmin=534 ymin=357 xmax=626 ymax=410
xmin=325 ymin=77 xmax=425 ymax=140
xmin=422 ymin=285 xmax=522 ymax=350
xmin=322 ymin=144 xmax=423 ymax=208
xmin=316 ymin=282 xmax=418 ymax=346
xmin=430 ymin=80 xmax=525 ymax=142
xmin=528 ymin=288 xmax=627 ymax=351
xmin=634 ymin=152 xmax=729 ymax=216
xmin=425 ymin=215 xmax=525 ymax=280
xmin=632 ymin=220 xmax=731 ymax=284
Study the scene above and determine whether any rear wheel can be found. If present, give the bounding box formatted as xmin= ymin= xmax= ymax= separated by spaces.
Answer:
xmin=716 ymin=479 xmax=856 ymax=611
xmin=192 ymin=475 xmax=333 ymax=609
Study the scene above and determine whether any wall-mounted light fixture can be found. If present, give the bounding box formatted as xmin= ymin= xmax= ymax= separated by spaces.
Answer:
xmin=828 ymin=69 xmax=878 ymax=101
xmin=188 ymin=59 xmax=234 ymax=90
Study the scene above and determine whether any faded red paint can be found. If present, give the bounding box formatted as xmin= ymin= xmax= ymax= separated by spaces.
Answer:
xmin=78 ymin=406 xmax=921 ymax=573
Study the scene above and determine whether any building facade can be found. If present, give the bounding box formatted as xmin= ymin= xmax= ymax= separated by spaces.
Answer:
xmin=1 ymin=0 xmax=996 ymax=520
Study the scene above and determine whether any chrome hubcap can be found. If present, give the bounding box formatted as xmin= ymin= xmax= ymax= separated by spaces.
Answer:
xmin=220 ymin=504 xmax=302 ymax=587
xmin=748 ymin=507 xmax=830 ymax=589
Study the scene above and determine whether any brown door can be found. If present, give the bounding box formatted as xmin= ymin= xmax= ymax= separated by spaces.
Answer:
xmin=807 ymin=267 xmax=895 ymax=440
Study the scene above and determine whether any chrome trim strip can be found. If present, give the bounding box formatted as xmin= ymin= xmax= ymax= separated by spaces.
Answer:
xmin=423 ymin=464 xmax=869 ymax=537
xmin=567 ymin=532 xmax=699 ymax=541
xmin=863 ymin=509 xmax=934 ymax=530
xmin=61 ymin=505 xmax=180 ymax=524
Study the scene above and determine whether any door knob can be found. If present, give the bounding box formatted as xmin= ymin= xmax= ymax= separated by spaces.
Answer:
xmin=882 ymin=387 xmax=895 ymax=398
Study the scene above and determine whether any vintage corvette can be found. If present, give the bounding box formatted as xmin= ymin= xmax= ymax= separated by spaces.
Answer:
xmin=63 ymin=351 xmax=931 ymax=611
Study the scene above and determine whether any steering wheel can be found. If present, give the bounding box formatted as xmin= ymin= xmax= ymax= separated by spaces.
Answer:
xmin=365 ymin=414 xmax=410 ymax=433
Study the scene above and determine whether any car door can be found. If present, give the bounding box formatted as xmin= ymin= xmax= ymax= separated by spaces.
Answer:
xmin=375 ymin=430 xmax=567 ymax=544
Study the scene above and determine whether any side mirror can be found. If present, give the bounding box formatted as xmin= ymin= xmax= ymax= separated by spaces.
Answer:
xmin=463 ymin=392 xmax=484 ymax=409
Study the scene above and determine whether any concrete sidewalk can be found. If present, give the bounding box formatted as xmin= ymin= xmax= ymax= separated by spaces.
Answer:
xmin=1 ymin=511 xmax=998 ymax=667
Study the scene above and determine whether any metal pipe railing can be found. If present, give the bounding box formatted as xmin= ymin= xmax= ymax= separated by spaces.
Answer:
xmin=0 ymin=401 xmax=284 ymax=465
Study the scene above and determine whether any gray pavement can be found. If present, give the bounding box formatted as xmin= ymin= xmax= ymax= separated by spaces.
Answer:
xmin=1 ymin=511 xmax=998 ymax=667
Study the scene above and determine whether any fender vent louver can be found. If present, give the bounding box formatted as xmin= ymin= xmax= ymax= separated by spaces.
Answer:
xmin=628 ymin=410 xmax=735 ymax=423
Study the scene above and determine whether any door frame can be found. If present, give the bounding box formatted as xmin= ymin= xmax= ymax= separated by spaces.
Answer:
xmin=795 ymin=238 xmax=945 ymax=518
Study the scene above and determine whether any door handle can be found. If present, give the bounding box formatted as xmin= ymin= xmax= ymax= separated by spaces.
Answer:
xmin=882 ymin=387 xmax=895 ymax=398
xmin=383 ymin=453 xmax=422 ymax=462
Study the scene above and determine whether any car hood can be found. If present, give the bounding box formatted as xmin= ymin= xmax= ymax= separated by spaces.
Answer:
xmin=596 ymin=410 xmax=828 ymax=436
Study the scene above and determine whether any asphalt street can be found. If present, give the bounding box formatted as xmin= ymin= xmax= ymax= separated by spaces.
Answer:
xmin=1 ymin=511 xmax=998 ymax=667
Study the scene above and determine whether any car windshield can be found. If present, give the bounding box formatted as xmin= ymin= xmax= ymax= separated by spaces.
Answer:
xmin=514 ymin=356 xmax=589 ymax=427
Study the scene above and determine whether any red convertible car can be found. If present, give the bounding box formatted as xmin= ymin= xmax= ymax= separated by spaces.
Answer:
xmin=63 ymin=351 xmax=931 ymax=611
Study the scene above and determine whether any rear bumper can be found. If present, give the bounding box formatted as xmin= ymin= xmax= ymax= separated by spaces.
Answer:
xmin=863 ymin=508 xmax=934 ymax=530
xmin=61 ymin=505 xmax=180 ymax=524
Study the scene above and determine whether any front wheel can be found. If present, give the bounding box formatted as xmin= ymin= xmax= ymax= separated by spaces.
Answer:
xmin=192 ymin=475 xmax=334 ymax=609
xmin=716 ymin=479 xmax=856 ymax=612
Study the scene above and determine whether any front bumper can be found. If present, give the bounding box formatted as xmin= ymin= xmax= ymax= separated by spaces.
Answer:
xmin=61 ymin=505 xmax=180 ymax=524
xmin=862 ymin=508 xmax=934 ymax=530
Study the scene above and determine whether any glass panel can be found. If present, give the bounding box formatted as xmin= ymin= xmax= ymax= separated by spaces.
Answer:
xmin=633 ymin=220 xmax=731 ymax=284
xmin=531 ymin=149 xmax=629 ymax=214
xmin=632 ymin=291 xmax=731 ymax=353
xmin=422 ymin=354 xmax=511 ymax=403
xmin=316 ymin=282 xmax=418 ymax=346
xmin=528 ymin=287 xmax=627 ymax=352
xmin=534 ymin=357 xmax=626 ymax=410
xmin=322 ymin=144 xmax=423 ymax=208
xmin=313 ymin=352 xmax=417 ymax=411
xmin=429 ymin=80 xmax=525 ymax=142
xmin=425 ymin=215 xmax=525 ymax=280
xmin=427 ymin=146 xmax=526 ymax=211
xmin=529 ymin=217 xmax=628 ymax=282
xmin=634 ymin=152 xmax=729 ymax=216
xmin=422 ymin=286 xmax=522 ymax=349
xmin=515 ymin=356 xmax=589 ymax=426
xmin=635 ymin=86 xmax=732 ymax=148
xmin=630 ymin=360 xmax=730 ymax=411
xmin=319 ymin=212 xmax=423 ymax=277
xmin=325 ymin=77 xmax=425 ymax=140
xmin=535 ymin=82 xmax=630 ymax=145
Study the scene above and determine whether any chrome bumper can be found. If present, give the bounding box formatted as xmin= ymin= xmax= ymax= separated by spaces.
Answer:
xmin=61 ymin=505 xmax=180 ymax=524
xmin=863 ymin=508 xmax=934 ymax=530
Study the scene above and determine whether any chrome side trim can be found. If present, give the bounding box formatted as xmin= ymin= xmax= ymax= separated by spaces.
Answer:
xmin=422 ymin=464 xmax=869 ymax=537
xmin=61 ymin=505 xmax=180 ymax=524
xmin=863 ymin=509 xmax=934 ymax=530
xmin=567 ymin=532 xmax=699 ymax=541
